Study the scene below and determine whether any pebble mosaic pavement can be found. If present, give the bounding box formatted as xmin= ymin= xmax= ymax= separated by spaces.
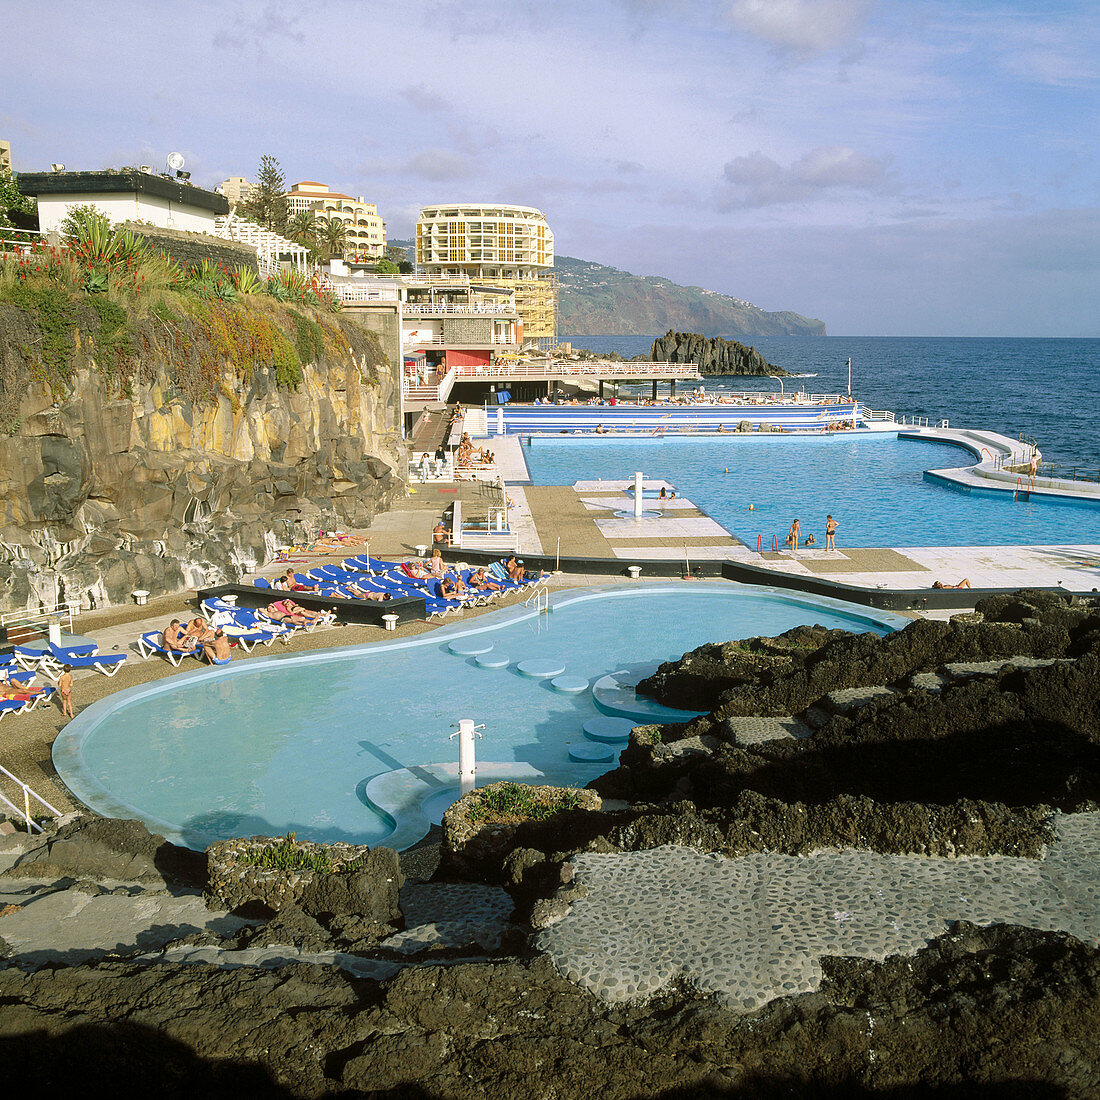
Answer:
xmin=536 ymin=812 xmax=1100 ymax=1011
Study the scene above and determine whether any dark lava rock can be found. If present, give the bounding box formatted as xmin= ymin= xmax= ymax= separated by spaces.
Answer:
xmin=639 ymin=591 xmax=1100 ymax=719
xmin=0 ymin=924 xmax=1096 ymax=1097
xmin=0 ymin=816 xmax=205 ymax=888
xmin=298 ymin=848 xmax=404 ymax=924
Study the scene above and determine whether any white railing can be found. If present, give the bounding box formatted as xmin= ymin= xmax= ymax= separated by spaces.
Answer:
xmin=403 ymin=304 xmax=515 ymax=316
xmin=0 ymin=226 xmax=44 ymax=252
xmin=459 ymin=362 xmax=701 ymax=379
xmin=524 ymin=585 xmax=549 ymax=614
xmin=1 ymin=601 xmax=79 ymax=637
xmin=403 ymin=366 xmax=457 ymax=402
xmin=331 ymin=285 xmax=401 ymax=303
xmin=408 ymin=335 xmax=516 ymax=346
xmin=0 ymin=763 xmax=63 ymax=834
xmin=863 ymin=407 xmax=896 ymax=422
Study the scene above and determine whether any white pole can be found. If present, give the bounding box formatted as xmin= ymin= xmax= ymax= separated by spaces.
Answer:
xmin=555 ymin=536 xmax=560 ymax=573
xmin=634 ymin=470 xmax=643 ymax=519
xmin=454 ymin=719 xmax=482 ymax=796
xmin=847 ymin=357 xmax=852 ymax=398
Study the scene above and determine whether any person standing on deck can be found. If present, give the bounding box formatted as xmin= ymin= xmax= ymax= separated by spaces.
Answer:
xmin=786 ymin=519 xmax=801 ymax=552
xmin=825 ymin=514 xmax=839 ymax=551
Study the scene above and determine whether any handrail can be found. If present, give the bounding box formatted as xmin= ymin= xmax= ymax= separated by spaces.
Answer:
xmin=402 ymin=304 xmax=516 ymax=316
xmin=0 ymin=601 xmax=79 ymax=635
xmin=524 ymin=585 xmax=549 ymax=613
xmin=0 ymin=763 xmax=63 ymax=833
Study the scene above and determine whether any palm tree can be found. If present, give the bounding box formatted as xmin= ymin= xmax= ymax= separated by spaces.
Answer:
xmin=319 ymin=216 xmax=347 ymax=260
xmin=286 ymin=211 xmax=321 ymax=254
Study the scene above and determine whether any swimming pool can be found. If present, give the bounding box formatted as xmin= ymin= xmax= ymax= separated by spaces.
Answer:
xmin=520 ymin=434 xmax=1100 ymax=548
xmin=54 ymin=585 xmax=906 ymax=851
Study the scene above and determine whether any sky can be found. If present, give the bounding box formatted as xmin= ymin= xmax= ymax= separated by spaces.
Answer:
xmin=4 ymin=0 xmax=1098 ymax=336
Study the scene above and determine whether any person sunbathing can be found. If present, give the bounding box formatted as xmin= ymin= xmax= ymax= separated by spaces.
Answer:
xmin=932 ymin=578 xmax=972 ymax=589
xmin=163 ymin=618 xmax=199 ymax=653
xmin=426 ymin=548 xmax=447 ymax=577
xmin=283 ymin=569 xmax=319 ymax=593
xmin=0 ymin=675 xmax=46 ymax=702
xmin=185 ymin=617 xmax=216 ymax=644
xmin=203 ymin=629 xmax=233 ymax=666
xmin=467 ymin=568 xmax=504 ymax=593
xmin=433 ymin=520 xmax=450 ymax=545
xmin=503 ymin=555 xmax=526 ymax=583
xmin=439 ymin=574 xmax=470 ymax=600
xmin=262 ymin=598 xmax=329 ymax=625
xmin=343 ymin=583 xmax=392 ymax=602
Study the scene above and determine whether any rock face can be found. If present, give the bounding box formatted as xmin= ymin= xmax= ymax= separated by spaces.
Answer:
xmin=205 ymin=835 xmax=402 ymax=920
xmin=0 ymin=925 xmax=1097 ymax=1098
xmin=0 ymin=305 xmax=402 ymax=608
xmin=651 ymin=330 xmax=789 ymax=376
xmin=441 ymin=782 xmax=602 ymax=881
xmin=0 ymin=815 xmax=205 ymax=887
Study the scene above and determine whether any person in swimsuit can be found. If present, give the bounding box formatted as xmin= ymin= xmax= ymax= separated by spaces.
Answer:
xmin=933 ymin=578 xmax=972 ymax=589
xmin=163 ymin=619 xmax=199 ymax=653
xmin=283 ymin=569 xmax=318 ymax=593
xmin=203 ymin=629 xmax=233 ymax=665
xmin=185 ymin=617 xmax=215 ymax=644
xmin=786 ymin=519 xmax=801 ymax=552
xmin=825 ymin=514 xmax=838 ymax=551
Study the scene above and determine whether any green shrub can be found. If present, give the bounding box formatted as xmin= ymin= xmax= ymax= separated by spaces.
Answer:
xmin=238 ymin=833 xmax=362 ymax=874
xmin=466 ymin=782 xmax=583 ymax=823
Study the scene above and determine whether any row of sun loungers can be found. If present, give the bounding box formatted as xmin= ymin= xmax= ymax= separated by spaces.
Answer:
xmin=0 ymin=655 xmax=56 ymax=721
xmin=275 ymin=554 xmax=545 ymax=620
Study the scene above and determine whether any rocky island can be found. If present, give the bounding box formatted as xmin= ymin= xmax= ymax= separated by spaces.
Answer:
xmin=650 ymin=330 xmax=789 ymax=376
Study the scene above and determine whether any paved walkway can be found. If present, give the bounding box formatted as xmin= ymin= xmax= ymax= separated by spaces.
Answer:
xmin=537 ymin=812 xmax=1100 ymax=1010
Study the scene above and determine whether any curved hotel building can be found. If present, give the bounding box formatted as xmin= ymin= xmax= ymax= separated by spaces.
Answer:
xmin=415 ymin=203 xmax=555 ymax=340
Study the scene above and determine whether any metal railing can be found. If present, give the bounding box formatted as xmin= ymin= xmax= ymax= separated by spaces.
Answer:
xmin=0 ymin=601 xmax=79 ymax=639
xmin=407 ymin=335 xmax=516 ymax=346
xmin=403 ymin=366 xmax=457 ymax=402
xmin=403 ymin=304 xmax=515 ymax=316
xmin=459 ymin=361 xmax=702 ymax=380
xmin=0 ymin=763 xmax=63 ymax=834
xmin=330 ymin=285 xmax=401 ymax=303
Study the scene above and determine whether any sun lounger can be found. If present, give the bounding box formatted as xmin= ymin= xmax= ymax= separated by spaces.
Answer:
xmin=31 ymin=642 xmax=127 ymax=680
xmin=199 ymin=600 xmax=294 ymax=648
xmin=136 ymin=631 xmax=203 ymax=667
xmin=0 ymin=698 xmax=30 ymax=722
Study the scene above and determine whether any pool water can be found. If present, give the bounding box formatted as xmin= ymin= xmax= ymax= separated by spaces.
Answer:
xmin=55 ymin=585 xmax=904 ymax=850
xmin=520 ymin=434 xmax=1100 ymax=548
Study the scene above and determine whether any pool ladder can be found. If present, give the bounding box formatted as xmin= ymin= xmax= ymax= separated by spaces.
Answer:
xmin=524 ymin=585 xmax=550 ymax=614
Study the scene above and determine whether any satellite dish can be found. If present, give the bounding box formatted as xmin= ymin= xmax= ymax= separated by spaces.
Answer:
xmin=166 ymin=152 xmax=185 ymax=171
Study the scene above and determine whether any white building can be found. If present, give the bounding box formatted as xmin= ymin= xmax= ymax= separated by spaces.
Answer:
xmin=286 ymin=181 xmax=386 ymax=260
xmin=17 ymin=169 xmax=229 ymax=234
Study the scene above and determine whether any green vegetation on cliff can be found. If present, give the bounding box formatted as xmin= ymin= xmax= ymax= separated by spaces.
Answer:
xmin=556 ymin=254 xmax=826 ymax=338
xmin=0 ymin=223 xmax=374 ymax=432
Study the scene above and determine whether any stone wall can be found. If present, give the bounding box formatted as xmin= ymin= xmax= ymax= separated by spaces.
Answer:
xmin=0 ymin=311 xmax=404 ymax=609
xmin=123 ymin=224 xmax=259 ymax=274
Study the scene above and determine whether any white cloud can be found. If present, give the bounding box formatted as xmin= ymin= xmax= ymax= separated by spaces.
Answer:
xmin=406 ymin=150 xmax=473 ymax=182
xmin=720 ymin=145 xmax=893 ymax=207
xmin=724 ymin=0 xmax=874 ymax=55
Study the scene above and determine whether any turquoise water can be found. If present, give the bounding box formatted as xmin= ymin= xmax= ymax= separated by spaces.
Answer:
xmin=56 ymin=586 xmax=903 ymax=850
xmin=521 ymin=433 xmax=1100 ymax=548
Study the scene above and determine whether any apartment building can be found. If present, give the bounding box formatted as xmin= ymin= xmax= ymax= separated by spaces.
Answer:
xmin=286 ymin=181 xmax=386 ymax=260
xmin=219 ymin=176 xmax=253 ymax=205
xmin=415 ymin=203 xmax=556 ymax=340
xmin=0 ymin=140 xmax=11 ymax=174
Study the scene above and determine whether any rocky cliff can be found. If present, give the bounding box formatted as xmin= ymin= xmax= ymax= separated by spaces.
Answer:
xmin=651 ymin=330 xmax=789 ymax=376
xmin=0 ymin=299 xmax=403 ymax=610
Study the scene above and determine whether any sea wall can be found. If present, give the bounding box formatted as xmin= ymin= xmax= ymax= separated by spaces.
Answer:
xmin=0 ymin=305 xmax=404 ymax=610
xmin=651 ymin=330 xmax=789 ymax=376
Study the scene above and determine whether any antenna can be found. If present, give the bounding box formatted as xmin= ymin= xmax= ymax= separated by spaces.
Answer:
xmin=166 ymin=152 xmax=185 ymax=172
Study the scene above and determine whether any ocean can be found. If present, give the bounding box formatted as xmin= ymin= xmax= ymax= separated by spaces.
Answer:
xmin=557 ymin=336 xmax=1100 ymax=472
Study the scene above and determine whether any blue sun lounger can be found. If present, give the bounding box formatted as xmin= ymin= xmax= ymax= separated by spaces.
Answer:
xmin=136 ymin=632 xmax=204 ymax=667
